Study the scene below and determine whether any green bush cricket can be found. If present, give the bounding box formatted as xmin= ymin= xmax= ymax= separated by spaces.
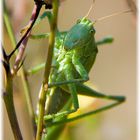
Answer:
xmin=26 ymin=1 xmax=131 ymax=138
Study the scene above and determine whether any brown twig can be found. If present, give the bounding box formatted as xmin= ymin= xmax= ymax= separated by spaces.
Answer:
xmin=11 ymin=3 xmax=43 ymax=75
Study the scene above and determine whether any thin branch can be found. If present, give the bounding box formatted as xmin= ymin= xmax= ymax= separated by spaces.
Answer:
xmin=10 ymin=3 xmax=43 ymax=77
xmin=36 ymin=0 xmax=59 ymax=140
xmin=2 ymin=47 xmax=23 ymax=140
xmin=3 ymin=90 xmax=23 ymax=140
xmin=8 ymin=2 xmax=43 ymax=59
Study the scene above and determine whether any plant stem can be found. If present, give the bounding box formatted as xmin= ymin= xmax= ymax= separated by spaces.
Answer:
xmin=36 ymin=0 xmax=59 ymax=140
xmin=3 ymin=98 xmax=22 ymax=140
xmin=3 ymin=71 xmax=23 ymax=140
xmin=4 ymin=1 xmax=36 ymax=136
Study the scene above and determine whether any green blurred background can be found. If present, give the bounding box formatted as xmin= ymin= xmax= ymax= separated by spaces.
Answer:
xmin=3 ymin=0 xmax=136 ymax=140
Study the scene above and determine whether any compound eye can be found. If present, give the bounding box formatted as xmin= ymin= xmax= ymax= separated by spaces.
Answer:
xmin=90 ymin=29 xmax=95 ymax=34
xmin=90 ymin=30 xmax=94 ymax=33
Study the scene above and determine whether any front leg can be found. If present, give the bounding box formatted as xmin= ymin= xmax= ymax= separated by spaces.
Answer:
xmin=96 ymin=36 xmax=114 ymax=46
xmin=72 ymin=54 xmax=89 ymax=80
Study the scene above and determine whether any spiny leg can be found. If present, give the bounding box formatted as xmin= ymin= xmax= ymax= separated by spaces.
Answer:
xmin=44 ymin=83 xmax=125 ymax=126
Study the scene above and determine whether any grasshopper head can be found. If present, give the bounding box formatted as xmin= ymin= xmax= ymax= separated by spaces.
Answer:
xmin=64 ymin=18 xmax=95 ymax=50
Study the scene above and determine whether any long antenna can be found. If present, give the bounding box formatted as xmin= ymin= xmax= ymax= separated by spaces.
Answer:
xmin=93 ymin=9 xmax=132 ymax=24
xmin=84 ymin=0 xmax=95 ymax=18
